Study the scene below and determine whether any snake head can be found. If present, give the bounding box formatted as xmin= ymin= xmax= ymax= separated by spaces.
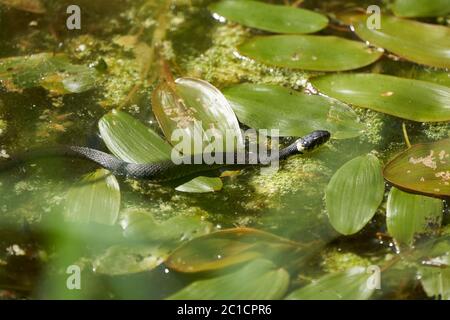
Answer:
xmin=296 ymin=130 xmax=331 ymax=153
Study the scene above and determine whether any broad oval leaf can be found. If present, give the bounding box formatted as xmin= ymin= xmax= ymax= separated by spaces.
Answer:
xmin=387 ymin=187 xmax=443 ymax=246
xmin=65 ymin=169 xmax=120 ymax=225
xmin=223 ymin=83 xmax=364 ymax=139
xmin=152 ymin=77 xmax=243 ymax=152
xmin=312 ymin=74 xmax=450 ymax=122
xmin=121 ymin=210 xmax=212 ymax=243
xmin=326 ymin=154 xmax=385 ymax=235
xmin=285 ymin=267 xmax=374 ymax=300
xmin=351 ymin=15 xmax=450 ymax=69
xmin=238 ymin=35 xmax=383 ymax=71
xmin=167 ymin=259 xmax=289 ymax=300
xmin=209 ymin=0 xmax=328 ymax=34
xmin=93 ymin=244 xmax=170 ymax=276
xmin=383 ymin=139 xmax=450 ymax=198
xmin=392 ymin=0 xmax=450 ymax=18
xmin=98 ymin=110 xmax=172 ymax=163
xmin=165 ymin=228 xmax=301 ymax=273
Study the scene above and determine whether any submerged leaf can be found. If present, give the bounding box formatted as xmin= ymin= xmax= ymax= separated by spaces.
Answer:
xmin=350 ymin=15 xmax=450 ymax=69
xmin=93 ymin=244 xmax=170 ymax=276
xmin=387 ymin=187 xmax=443 ymax=245
xmin=312 ymin=74 xmax=450 ymax=122
xmin=238 ymin=35 xmax=383 ymax=71
xmin=392 ymin=0 xmax=450 ymax=18
xmin=65 ymin=169 xmax=120 ymax=225
xmin=383 ymin=139 xmax=450 ymax=198
xmin=286 ymin=267 xmax=374 ymax=300
xmin=0 ymin=53 xmax=97 ymax=94
xmin=121 ymin=210 xmax=213 ymax=243
xmin=98 ymin=110 xmax=172 ymax=163
xmin=0 ymin=0 xmax=45 ymax=13
xmin=209 ymin=0 xmax=328 ymax=34
xmin=165 ymin=228 xmax=301 ymax=273
xmin=420 ymin=267 xmax=450 ymax=300
xmin=167 ymin=259 xmax=289 ymax=300
xmin=224 ymin=83 xmax=364 ymax=139
xmin=326 ymin=154 xmax=385 ymax=235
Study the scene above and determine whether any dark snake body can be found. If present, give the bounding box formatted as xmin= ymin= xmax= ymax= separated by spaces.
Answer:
xmin=0 ymin=131 xmax=330 ymax=182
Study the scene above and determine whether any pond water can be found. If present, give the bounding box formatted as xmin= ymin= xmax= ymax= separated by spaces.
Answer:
xmin=0 ymin=0 xmax=448 ymax=299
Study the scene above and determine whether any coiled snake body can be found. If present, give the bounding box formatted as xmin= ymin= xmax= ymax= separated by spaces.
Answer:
xmin=0 ymin=130 xmax=330 ymax=182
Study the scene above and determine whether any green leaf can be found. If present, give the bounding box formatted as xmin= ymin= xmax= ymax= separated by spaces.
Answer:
xmin=326 ymin=154 xmax=385 ymax=235
xmin=98 ymin=110 xmax=172 ymax=163
xmin=286 ymin=267 xmax=374 ymax=300
xmin=209 ymin=0 xmax=328 ymax=34
xmin=238 ymin=35 xmax=383 ymax=71
xmin=121 ymin=210 xmax=213 ymax=243
xmin=92 ymin=244 xmax=170 ymax=275
xmin=65 ymin=169 xmax=120 ymax=225
xmin=152 ymin=77 xmax=243 ymax=152
xmin=392 ymin=0 xmax=450 ymax=18
xmin=0 ymin=0 xmax=46 ymax=13
xmin=386 ymin=187 xmax=443 ymax=245
xmin=223 ymin=83 xmax=364 ymax=139
xmin=311 ymin=74 xmax=450 ymax=122
xmin=420 ymin=267 xmax=450 ymax=300
xmin=165 ymin=228 xmax=301 ymax=273
xmin=351 ymin=15 xmax=450 ymax=69
xmin=383 ymin=139 xmax=450 ymax=198
xmin=0 ymin=53 xmax=97 ymax=94
xmin=175 ymin=176 xmax=223 ymax=193
xmin=167 ymin=259 xmax=289 ymax=300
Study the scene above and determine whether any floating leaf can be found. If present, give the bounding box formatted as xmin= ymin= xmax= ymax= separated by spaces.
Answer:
xmin=326 ymin=154 xmax=384 ymax=235
xmin=167 ymin=259 xmax=289 ymax=300
xmin=152 ymin=77 xmax=243 ymax=152
xmin=0 ymin=0 xmax=45 ymax=13
xmin=420 ymin=267 xmax=450 ymax=300
xmin=65 ymin=169 xmax=120 ymax=226
xmin=121 ymin=210 xmax=212 ymax=243
xmin=312 ymin=74 xmax=450 ymax=122
xmin=383 ymin=139 xmax=450 ymax=198
xmin=175 ymin=176 xmax=223 ymax=193
xmin=386 ymin=187 xmax=443 ymax=245
xmin=93 ymin=245 xmax=170 ymax=276
xmin=392 ymin=0 xmax=450 ymax=18
xmin=209 ymin=0 xmax=328 ymax=34
xmin=286 ymin=267 xmax=374 ymax=300
xmin=350 ymin=15 xmax=450 ymax=69
xmin=238 ymin=35 xmax=383 ymax=71
xmin=223 ymin=83 xmax=364 ymax=139
xmin=98 ymin=110 xmax=172 ymax=163
xmin=0 ymin=53 xmax=98 ymax=94
xmin=165 ymin=228 xmax=301 ymax=273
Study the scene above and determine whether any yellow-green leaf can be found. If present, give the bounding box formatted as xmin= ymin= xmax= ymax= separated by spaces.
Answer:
xmin=209 ymin=0 xmax=328 ymax=34
xmin=238 ymin=35 xmax=383 ymax=71
xmin=167 ymin=259 xmax=289 ymax=300
xmin=223 ymin=83 xmax=364 ymax=139
xmin=392 ymin=0 xmax=450 ymax=18
xmin=383 ymin=139 xmax=450 ymax=198
xmin=312 ymin=74 xmax=450 ymax=122
xmin=351 ymin=14 xmax=450 ymax=69
xmin=387 ymin=187 xmax=443 ymax=245
xmin=326 ymin=154 xmax=385 ymax=235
